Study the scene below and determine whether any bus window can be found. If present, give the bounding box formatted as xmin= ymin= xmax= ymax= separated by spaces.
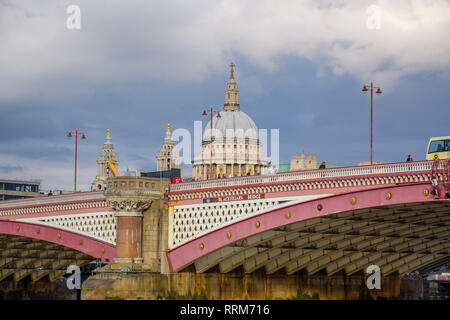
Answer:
xmin=428 ymin=139 xmax=450 ymax=153
xmin=428 ymin=140 xmax=445 ymax=153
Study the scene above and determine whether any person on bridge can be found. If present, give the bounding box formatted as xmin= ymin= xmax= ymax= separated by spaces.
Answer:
xmin=407 ymin=154 xmax=413 ymax=162
xmin=319 ymin=162 xmax=326 ymax=169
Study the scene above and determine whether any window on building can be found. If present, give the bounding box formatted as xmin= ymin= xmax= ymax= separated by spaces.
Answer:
xmin=2 ymin=195 xmax=25 ymax=200
xmin=5 ymin=183 xmax=14 ymax=191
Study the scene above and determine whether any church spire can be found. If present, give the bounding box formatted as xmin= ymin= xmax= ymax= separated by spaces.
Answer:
xmin=230 ymin=62 xmax=235 ymax=79
xmin=104 ymin=128 xmax=112 ymax=145
xmin=224 ymin=62 xmax=240 ymax=111
xmin=164 ymin=123 xmax=172 ymax=141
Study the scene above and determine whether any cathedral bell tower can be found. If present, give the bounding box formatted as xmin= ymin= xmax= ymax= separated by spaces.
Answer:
xmin=91 ymin=129 xmax=119 ymax=191
xmin=157 ymin=124 xmax=179 ymax=171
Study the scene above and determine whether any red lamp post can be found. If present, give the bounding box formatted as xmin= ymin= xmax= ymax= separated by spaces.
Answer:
xmin=202 ymin=107 xmax=221 ymax=179
xmin=67 ymin=129 xmax=86 ymax=192
xmin=362 ymin=81 xmax=382 ymax=165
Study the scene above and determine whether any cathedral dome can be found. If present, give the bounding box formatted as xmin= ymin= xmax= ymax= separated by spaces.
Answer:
xmin=202 ymin=109 xmax=258 ymax=141
xmin=192 ymin=63 xmax=269 ymax=180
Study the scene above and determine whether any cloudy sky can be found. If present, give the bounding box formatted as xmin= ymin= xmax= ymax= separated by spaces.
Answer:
xmin=0 ymin=0 xmax=449 ymax=191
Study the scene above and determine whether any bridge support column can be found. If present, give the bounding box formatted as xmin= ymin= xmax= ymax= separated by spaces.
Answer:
xmin=107 ymin=198 xmax=152 ymax=264
xmin=118 ymin=210 xmax=149 ymax=263
xmin=105 ymin=177 xmax=166 ymax=267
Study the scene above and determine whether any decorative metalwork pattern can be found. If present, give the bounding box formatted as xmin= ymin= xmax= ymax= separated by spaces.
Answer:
xmin=170 ymin=199 xmax=282 ymax=248
xmin=20 ymin=211 xmax=116 ymax=244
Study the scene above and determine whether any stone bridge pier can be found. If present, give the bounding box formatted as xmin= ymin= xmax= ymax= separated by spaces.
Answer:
xmin=105 ymin=176 xmax=170 ymax=272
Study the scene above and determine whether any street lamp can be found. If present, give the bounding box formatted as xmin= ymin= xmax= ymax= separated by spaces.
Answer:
xmin=67 ymin=129 xmax=86 ymax=192
xmin=362 ymin=81 xmax=382 ymax=165
xmin=202 ymin=106 xmax=221 ymax=179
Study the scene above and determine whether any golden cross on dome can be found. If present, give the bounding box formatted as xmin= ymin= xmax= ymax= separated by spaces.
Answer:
xmin=229 ymin=62 xmax=235 ymax=79
xmin=107 ymin=128 xmax=110 ymax=137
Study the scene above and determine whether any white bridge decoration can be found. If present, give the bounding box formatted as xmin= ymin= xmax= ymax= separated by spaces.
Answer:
xmin=0 ymin=192 xmax=116 ymax=245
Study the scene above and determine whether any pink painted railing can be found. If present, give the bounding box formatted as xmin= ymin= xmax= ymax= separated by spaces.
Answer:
xmin=170 ymin=161 xmax=439 ymax=193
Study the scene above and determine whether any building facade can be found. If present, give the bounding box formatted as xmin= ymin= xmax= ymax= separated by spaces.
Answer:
xmin=358 ymin=161 xmax=384 ymax=166
xmin=0 ymin=179 xmax=40 ymax=201
xmin=289 ymin=154 xmax=318 ymax=171
xmin=91 ymin=129 xmax=119 ymax=191
xmin=157 ymin=124 xmax=179 ymax=172
xmin=192 ymin=63 xmax=270 ymax=180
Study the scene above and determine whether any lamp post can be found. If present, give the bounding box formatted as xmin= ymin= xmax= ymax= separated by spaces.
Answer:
xmin=362 ymin=81 xmax=382 ymax=165
xmin=67 ymin=129 xmax=86 ymax=192
xmin=202 ymin=106 xmax=221 ymax=179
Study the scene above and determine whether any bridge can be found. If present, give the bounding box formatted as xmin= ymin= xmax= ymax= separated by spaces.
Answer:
xmin=167 ymin=183 xmax=450 ymax=276
xmin=167 ymin=160 xmax=449 ymax=270
xmin=0 ymin=192 xmax=116 ymax=282
xmin=0 ymin=160 xmax=449 ymax=299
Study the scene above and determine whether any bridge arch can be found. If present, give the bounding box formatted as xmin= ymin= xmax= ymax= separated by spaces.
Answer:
xmin=167 ymin=183 xmax=450 ymax=276
xmin=0 ymin=220 xmax=115 ymax=262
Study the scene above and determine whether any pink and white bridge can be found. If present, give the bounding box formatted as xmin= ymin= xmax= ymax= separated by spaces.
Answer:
xmin=0 ymin=160 xmax=449 ymax=282
xmin=167 ymin=160 xmax=450 ymax=276
xmin=0 ymin=192 xmax=116 ymax=281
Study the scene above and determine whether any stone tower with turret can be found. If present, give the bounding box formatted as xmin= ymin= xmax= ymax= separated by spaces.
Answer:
xmin=157 ymin=124 xmax=179 ymax=171
xmin=92 ymin=129 xmax=119 ymax=191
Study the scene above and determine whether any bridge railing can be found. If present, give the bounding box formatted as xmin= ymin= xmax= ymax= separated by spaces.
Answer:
xmin=170 ymin=160 xmax=439 ymax=193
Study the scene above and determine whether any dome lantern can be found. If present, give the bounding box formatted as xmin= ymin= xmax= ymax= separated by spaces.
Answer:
xmin=224 ymin=62 xmax=240 ymax=111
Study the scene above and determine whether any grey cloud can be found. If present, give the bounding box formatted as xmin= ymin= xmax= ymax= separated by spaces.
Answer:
xmin=1 ymin=1 xmax=449 ymax=105
xmin=0 ymin=165 xmax=24 ymax=173
xmin=0 ymin=0 xmax=448 ymax=191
